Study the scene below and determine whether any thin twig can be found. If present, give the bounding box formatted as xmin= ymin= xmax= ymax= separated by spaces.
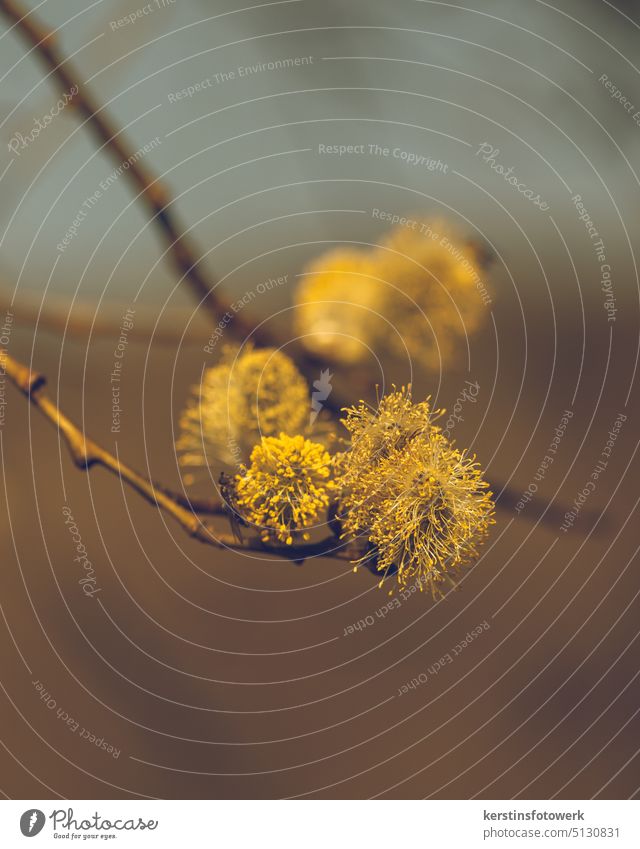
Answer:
xmin=2 ymin=352 xmax=226 ymax=543
xmin=0 ymin=0 xmax=270 ymax=346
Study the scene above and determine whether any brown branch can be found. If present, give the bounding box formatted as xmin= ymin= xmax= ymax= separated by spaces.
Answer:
xmin=3 ymin=350 xmax=355 ymax=563
xmin=2 ymin=352 xmax=227 ymax=544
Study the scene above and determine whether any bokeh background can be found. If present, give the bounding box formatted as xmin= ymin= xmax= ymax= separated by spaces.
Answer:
xmin=0 ymin=0 xmax=639 ymax=799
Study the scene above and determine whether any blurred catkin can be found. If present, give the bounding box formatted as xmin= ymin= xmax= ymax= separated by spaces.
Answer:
xmin=177 ymin=345 xmax=310 ymax=470
xmin=294 ymin=218 xmax=489 ymax=369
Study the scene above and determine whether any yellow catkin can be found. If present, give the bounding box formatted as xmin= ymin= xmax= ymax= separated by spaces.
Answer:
xmin=294 ymin=219 xmax=489 ymax=369
xmin=176 ymin=345 xmax=310 ymax=468
xmin=234 ymin=433 xmax=336 ymax=544
xmin=293 ymin=248 xmax=385 ymax=365
xmin=337 ymin=387 xmax=495 ymax=596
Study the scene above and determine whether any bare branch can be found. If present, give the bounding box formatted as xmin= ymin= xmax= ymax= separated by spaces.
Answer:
xmin=0 ymin=0 xmax=272 ymax=346
xmin=2 ymin=351 xmax=228 ymax=543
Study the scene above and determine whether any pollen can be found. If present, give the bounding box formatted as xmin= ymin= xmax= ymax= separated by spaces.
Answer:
xmin=337 ymin=387 xmax=495 ymax=596
xmin=233 ymin=433 xmax=337 ymax=545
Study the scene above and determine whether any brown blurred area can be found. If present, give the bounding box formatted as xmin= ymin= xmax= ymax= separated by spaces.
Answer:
xmin=0 ymin=273 xmax=638 ymax=799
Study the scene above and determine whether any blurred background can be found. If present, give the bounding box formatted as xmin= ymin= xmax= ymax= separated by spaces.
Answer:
xmin=0 ymin=0 xmax=639 ymax=799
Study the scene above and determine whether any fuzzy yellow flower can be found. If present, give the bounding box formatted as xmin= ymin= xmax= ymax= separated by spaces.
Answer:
xmin=294 ymin=219 xmax=490 ymax=369
xmin=177 ymin=345 xmax=309 ymax=469
xmin=338 ymin=388 xmax=494 ymax=595
xmin=293 ymin=247 xmax=386 ymax=364
xmin=234 ymin=433 xmax=336 ymax=544
xmin=376 ymin=219 xmax=489 ymax=367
